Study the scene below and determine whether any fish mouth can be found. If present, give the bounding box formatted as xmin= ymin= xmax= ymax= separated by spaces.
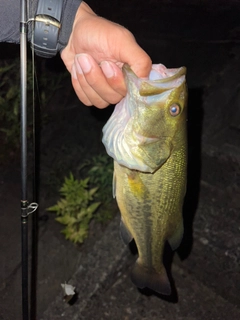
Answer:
xmin=123 ymin=64 xmax=186 ymax=97
xmin=149 ymin=64 xmax=186 ymax=82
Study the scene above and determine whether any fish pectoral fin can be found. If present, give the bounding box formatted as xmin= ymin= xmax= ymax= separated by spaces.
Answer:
xmin=120 ymin=219 xmax=133 ymax=245
xmin=112 ymin=169 xmax=116 ymax=198
xmin=137 ymin=140 xmax=172 ymax=172
xmin=168 ymin=220 xmax=184 ymax=251
xmin=131 ymin=261 xmax=171 ymax=295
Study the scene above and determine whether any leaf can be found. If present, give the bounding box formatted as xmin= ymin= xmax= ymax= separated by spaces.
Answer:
xmin=89 ymin=187 xmax=99 ymax=198
xmin=56 ymin=216 xmax=77 ymax=225
xmin=87 ymin=202 xmax=101 ymax=215
xmin=47 ymin=204 xmax=61 ymax=212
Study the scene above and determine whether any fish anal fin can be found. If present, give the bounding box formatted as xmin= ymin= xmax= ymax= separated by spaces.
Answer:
xmin=131 ymin=261 xmax=171 ymax=295
xmin=120 ymin=219 xmax=133 ymax=245
xmin=168 ymin=220 xmax=184 ymax=251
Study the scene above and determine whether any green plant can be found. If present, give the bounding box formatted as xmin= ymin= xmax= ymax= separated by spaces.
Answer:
xmin=78 ymin=153 xmax=115 ymax=224
xmin=48 ymin=154 xmax=115 ymax=244
xmin=79 ymin=153 xmax=114 ymax=203
xmin=94 ymin=205 xmax=115 ymax=224
xmin=0 ymin=57 xmax=67 ymax=152
xmin=47 ymin=173 xmax=101 ymax=244
xmin=0 ymin=60 xmax=23 ymax=148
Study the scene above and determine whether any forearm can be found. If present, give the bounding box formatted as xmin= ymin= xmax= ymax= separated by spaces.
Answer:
xmin=0 ymin=0 xmax=82 ymax=52
xmin=0 ymin=0 xmax=29 ymax=43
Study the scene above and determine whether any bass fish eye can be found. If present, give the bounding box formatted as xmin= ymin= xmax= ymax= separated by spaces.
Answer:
xmin=169 ymin=104 xmax=181 ymax=116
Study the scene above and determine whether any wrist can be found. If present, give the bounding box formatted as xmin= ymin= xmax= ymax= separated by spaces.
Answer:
xmin=59 ymin=0 xmax=83 ymax=52
xmin=71 ymin=1 xmax=97 ymax=31
xmin=31 ymin=0 xmax=82 ymax=58
xmin=61 ymin=1 xmax=97 ymax=63
xmin=76 ymin=1 xmax=96 ymax=16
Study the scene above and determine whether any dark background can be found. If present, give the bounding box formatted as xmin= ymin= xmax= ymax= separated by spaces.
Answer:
xmin=0 ymin=1 xmax=240 ymax=319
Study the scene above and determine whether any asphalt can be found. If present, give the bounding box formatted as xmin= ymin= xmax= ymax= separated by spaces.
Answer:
xmin=1 ymin=1 xmax=240 ymax=319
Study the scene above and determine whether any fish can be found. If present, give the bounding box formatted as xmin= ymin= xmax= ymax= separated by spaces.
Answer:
xmin=102 ymin=63 xmax=188 ymax=295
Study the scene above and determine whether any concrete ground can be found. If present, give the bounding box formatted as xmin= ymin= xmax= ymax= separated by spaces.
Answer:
xmin=0 ymin=1 xmax=240 ymax=319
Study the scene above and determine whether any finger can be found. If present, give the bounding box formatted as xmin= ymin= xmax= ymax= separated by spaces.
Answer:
xmin=115 ymin=29 xmax=152 ymax=78
xmin=123 ymin=45 xmax=152 ymax=79
xmin=71 ymin=64 xmax=92 ymax=106
xmin=72 ymin=64 xmax=109 ymax=108
xmin=73 ymin=59 xmax=120 ymax=108
xmin=75 ymin=54 xmax=124 ymax=105
xmin=100 ymin=61 xmax=127 ymax=96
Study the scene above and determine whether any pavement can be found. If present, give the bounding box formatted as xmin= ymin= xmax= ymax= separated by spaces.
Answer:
xmin=1 ymin=1 xmax=240 ymax=319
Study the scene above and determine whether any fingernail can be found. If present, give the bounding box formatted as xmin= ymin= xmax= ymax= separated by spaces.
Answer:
xmin=101 ymin=61 xmax=115 ymax=78
xmin=75 ymin=54 xmax=92 ymax=74
xmin=71 ymin=64 xmax=77 ymax=79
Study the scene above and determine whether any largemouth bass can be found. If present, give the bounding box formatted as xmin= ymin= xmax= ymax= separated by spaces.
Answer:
xmin=102 ymin=64 xmax=187 ymax=295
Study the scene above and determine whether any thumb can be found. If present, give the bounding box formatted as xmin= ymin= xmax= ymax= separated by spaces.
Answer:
xmin=118 ymin=37 xmax=152 ymax=78
xmin=128 ymin=49 xmax=152 ymax=79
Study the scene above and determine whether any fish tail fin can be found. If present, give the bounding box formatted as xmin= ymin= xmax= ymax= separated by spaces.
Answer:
xmin=130 ymin=261 xmax=171 ymax=295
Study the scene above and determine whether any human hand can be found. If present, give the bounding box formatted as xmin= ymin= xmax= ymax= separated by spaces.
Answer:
xmin=61 ymin=2 xmax=152 ymax=108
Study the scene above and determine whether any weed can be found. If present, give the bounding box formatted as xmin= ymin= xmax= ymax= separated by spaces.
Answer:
xmin=79 ymin=153 xmax=115 ymax=223
xmin=48 ymin=154 xmax=116 ymax=244
xmin=0 ymin=60 xmax=23 ymax=149
xmin=47 ymin=173 xmax=101 ymax=244
xmin=0 ymin=57 xmax=67 ymax=155
xmin=79 ymin=153 xmax=113 ymax=203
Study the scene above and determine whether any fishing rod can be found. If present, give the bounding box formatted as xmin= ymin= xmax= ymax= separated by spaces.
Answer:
xmin=20 ymin=0 xmax=29 ymax=317
xmin=20 ymin=0 xmax=38 ymax=319
xmin=19 ymin=0 xmax=66 ymax=317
